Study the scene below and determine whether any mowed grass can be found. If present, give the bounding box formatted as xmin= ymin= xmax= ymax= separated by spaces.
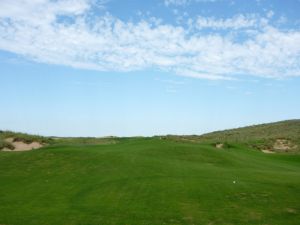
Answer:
xmin=0 ymin=138 xmax=300 ymax=225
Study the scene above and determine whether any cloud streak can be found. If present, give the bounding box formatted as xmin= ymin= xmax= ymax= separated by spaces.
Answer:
xmin=0 ymin=0 xmax=300 ymax=80
xmin=195 ymin=14 xmax=261 ymax=30
xmin=164 ymin=0 xmax=218 ymax=6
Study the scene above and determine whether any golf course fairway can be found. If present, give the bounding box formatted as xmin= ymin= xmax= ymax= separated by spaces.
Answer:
xmin=0 ymin=137 xmax=299 ymax=225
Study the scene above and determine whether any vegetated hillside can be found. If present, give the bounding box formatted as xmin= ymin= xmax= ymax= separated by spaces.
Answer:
xmin=199 ymin=120 xmax=300 ymax=141
xmin=198 ymin=120 xmax=300 ymax=152
xmin=163 ymin=120 xmax=300 ymax=153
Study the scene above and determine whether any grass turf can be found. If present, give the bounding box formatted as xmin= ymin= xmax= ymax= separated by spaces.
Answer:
xmin=0 ymin=138 xmax=300 ymax=225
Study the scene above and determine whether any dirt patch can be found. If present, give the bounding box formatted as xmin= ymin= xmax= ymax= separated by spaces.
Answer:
xmin=273 ymin=139 xmax=297 ymax=152
xmin=262 ymin=149 xmax=275 ymax=154
xmin=1 ymin=138 xmax=43 ymax=151
xmin=215 ymin=143 xmax=224 ymax=149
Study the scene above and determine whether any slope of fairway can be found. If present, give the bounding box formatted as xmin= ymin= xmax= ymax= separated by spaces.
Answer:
xmin=0 ymin=138 xmax=300 ymax=225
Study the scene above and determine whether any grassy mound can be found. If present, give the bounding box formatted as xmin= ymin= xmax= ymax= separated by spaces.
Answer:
xmin=199 ymin=119 xmax=300 ymax=141
xmin=163 ymin=120 xmax=300 ymax=153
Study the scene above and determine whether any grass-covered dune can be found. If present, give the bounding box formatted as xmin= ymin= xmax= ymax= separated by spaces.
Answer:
xmin=0 ymin=121 xmax=300 ymax=225
xmin=200 ymin=119 xmax=300 ymax=143
xmin=0 ymin=131 xmax=116 ymax=150
xmin=0 ymin=131 xmax=52 ymax=150
xmin=165 ymin=120 xmax=300 ymax=153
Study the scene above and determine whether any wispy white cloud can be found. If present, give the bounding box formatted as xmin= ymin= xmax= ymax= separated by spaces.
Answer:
xmin=0 ymin=0 xmax=300 ymax=80
xmin=195 ymin=14 xmax=261 ymax=30
xmin=164 ymin=0 xmax=218 ymax=6
xmin=165 ymin=0 xmax=189 ymax=6
xmin=0 ymin=0 xmax=92 ymax=25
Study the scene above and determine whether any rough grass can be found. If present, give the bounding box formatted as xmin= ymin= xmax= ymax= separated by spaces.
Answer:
xmin=51 ymin=136 xmax=119 ymax=146
xmin=163 ymin=120 xmax=300 ymax=152
xmin=0 ymin=131 xmax=118 ymax=150
xmin=0 ymin=138 xmax=300 ymax=225
xmin=199 ymin=119 xmax=300 ymax=143
xmin=0 ymin=139 xmax=14 ymax=150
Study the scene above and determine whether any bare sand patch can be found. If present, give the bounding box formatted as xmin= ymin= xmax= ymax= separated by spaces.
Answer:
xmin=262 ymin=149 xmax=275 ymax=154
xmin=274 ymin=139 xmax=291 ymax=151
xmin=273 ymin=139 xmax=297 ymax=152
xmin=2 ymin=138 xmax=43 ymax=151
xmin=215 ymin=143 xmax=224 ymax=149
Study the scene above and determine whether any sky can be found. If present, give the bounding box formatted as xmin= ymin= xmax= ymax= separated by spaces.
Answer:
xmin=0 ymin=0 xmax=300 ymax=137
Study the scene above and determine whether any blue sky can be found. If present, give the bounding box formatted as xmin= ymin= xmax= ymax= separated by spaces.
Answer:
xmin=0 ymin=0 xmax=300 ymax=136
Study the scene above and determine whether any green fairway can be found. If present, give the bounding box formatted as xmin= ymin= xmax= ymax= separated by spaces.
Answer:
xmin=0 ymin=138 xmax=300 ymax=225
